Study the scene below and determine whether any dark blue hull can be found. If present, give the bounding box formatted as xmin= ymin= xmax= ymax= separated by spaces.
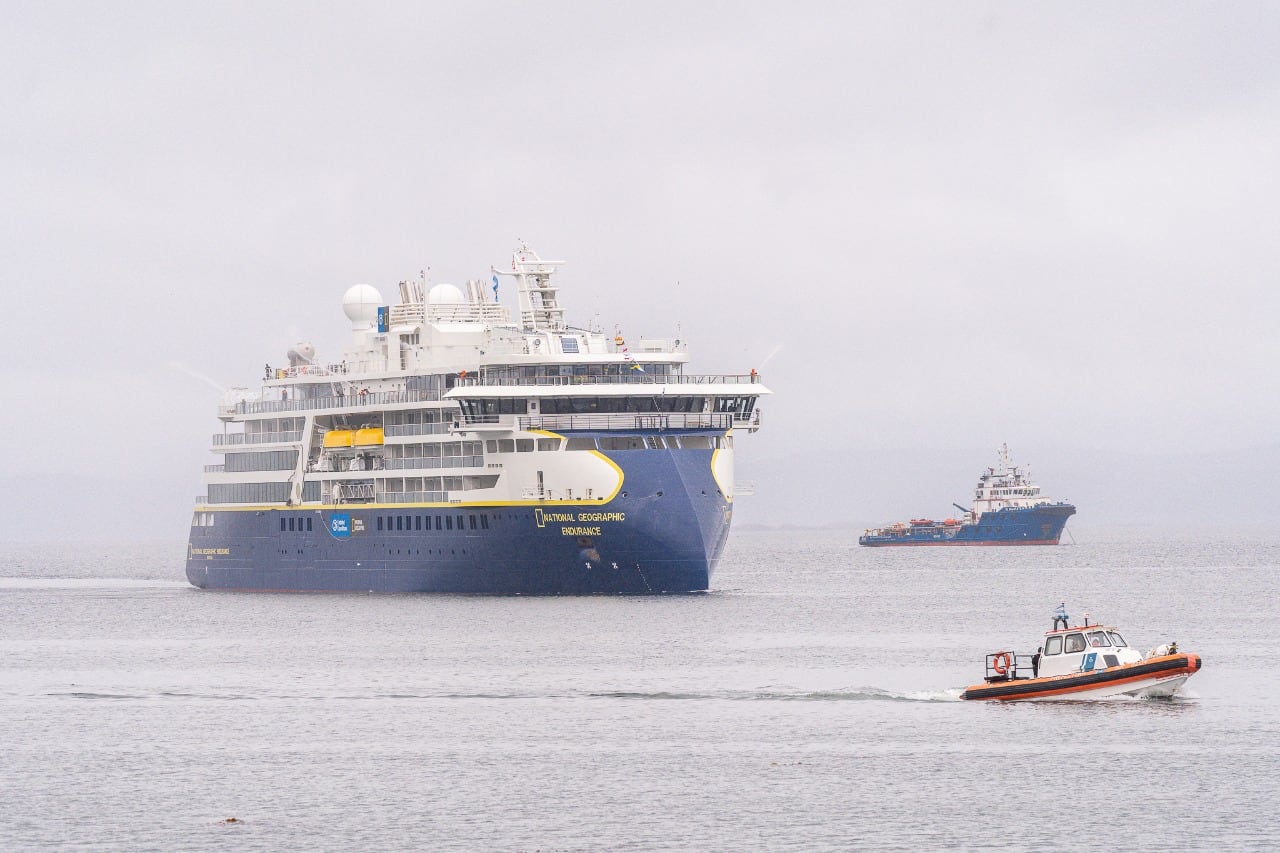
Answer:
xmin=858 ymin=504 xmax=1076 ymax=547
xmin=187 ymin=439 xmax=732 ymax=594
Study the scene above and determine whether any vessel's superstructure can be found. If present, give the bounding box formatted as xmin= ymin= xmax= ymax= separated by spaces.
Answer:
xmin=858 ymin=444 xmax=1075 ymax=546
xmin=187 ymin=244 xmax=769 ymax=593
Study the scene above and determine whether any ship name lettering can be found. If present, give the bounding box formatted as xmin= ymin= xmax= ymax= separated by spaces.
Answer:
xmin=561 ymin=526 xmax=602 ymax=536
xmin=190 ymin=547 xmax=230 ymax=555
xmin=576 ymin=512 xmax=625 ymax=523
xmin=543 ymin=512 xmax=576 ymax=522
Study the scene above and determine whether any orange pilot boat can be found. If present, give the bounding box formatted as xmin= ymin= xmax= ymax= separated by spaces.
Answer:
xmin=961 ymin=613 xmax=1202 ymax=702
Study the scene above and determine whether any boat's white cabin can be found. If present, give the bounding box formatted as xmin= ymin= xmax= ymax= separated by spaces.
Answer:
xmin=1037 ymin=624 xmax=1143 ymax=677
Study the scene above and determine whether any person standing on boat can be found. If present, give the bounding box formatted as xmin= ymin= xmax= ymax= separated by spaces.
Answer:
xmin=1032 ymin=647 xmax=1042 ymax=677
xmin=1053 ymin=602 xmax=1069 ymax=631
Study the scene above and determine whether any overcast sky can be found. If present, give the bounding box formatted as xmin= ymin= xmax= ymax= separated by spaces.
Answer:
xmin=3 ymin=2 xmax=1277 ymax=539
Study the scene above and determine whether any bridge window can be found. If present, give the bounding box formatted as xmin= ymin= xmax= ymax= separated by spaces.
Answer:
xmin=1044 ymin=636 xmax=1063 ymax=655
xmin=1108 ymin=631 xmax=1127 ymax=647
xmin=565 ymin=437 xmax=596 ymax=451
xmin=1087 ymin=631 xmax=1111 ymax=648
xmin=1064 ymin=633 xmax=1086 ymax=653
xmin=598 ymin=436 xmax=644 ymax=451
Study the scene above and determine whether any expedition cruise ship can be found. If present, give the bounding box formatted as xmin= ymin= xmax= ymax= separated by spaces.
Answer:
xmin=187 ymin=244 xmax=769 ymax=593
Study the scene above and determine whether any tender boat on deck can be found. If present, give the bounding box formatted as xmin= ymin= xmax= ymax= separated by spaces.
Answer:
xmin=960 ymin=620 xmax=1202 ymax=701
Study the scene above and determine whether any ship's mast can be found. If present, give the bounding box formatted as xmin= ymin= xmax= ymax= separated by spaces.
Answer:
xmin=492 ymin=241 xmax=567 ymax=332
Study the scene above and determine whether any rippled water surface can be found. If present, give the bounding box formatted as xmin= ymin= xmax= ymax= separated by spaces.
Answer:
xmin=2 ymin=527 xmax=1277 ymax=850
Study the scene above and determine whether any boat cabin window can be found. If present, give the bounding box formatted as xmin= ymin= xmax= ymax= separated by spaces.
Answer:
xmin=1063 ymin=633 xmax=1086 ymax=653
xmin=1044 ymin=636 xmax=1063 ymax=655
xmin=1087 ymin=630 xmax=1111 ymax=647
xmin=1108 ymin=631 xmax=1127 ymax=647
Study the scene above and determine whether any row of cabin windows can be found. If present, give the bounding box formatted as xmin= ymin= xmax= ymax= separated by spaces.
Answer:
xmin=596 ymin=434 xmax=730 ymax=451
xmin=207 ymin=481 xmax=321 ymax=504
xmin=539 ymin=396 xmax=708 ymax=415
xmin=1043 ymin=630 xmax=1127 ymax=656
xmin=476 ymin=435 xmax=731 ymax=453
xmin=485 ymin=438 xmax=560 ymax=453
xmin=482 ymin=364 xmax=676 ymax=382
xmin=387 ymin=440 xmax=484 ymax=459
xmin=385 ymin=408 xmax=452 ymax=425
xmin=567 ymin=435 xmax=729 ymax=451
xmin=275 ymin=514 xmax=493 ymax=533
xmin=462 ymin=396 xmax=711 ymax=417
xmin=226 ymin=450 xmax=299 ymax=472
xmin=376 ymin=514 xmax=489 ymax=532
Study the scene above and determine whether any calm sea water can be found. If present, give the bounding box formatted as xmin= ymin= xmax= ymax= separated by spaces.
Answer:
xmin=1 ymin=526 xmax=1277 ymax=851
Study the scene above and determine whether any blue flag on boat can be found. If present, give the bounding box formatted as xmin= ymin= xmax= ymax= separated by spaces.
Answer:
xmin=491 ymin=274 xmax=499 ymax=300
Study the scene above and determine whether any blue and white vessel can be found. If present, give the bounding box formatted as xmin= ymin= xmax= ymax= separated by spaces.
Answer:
xmin=858 ymin=445 xmax=1075 ymax=546
xmin=187 ymin=243 xmax=769 ymax=593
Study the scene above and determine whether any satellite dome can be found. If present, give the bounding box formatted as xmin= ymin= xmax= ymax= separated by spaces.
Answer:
xmin=427 ymin=283 xmax=465 ymax=304
xmin=342 ymin=283 xmax=384 ymax=328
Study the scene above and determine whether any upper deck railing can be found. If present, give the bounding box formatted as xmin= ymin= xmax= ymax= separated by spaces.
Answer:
xmin=383 ymin=422 xmax=453 ymax=438
xmin=228 ymin=374 xmax=763 ymax=417
xmin=231 ymin=389 xmax=443 ymax=416
xmin=452 ymin=372 xmax=763 ymax=389
xmin=212 ymin=430 xmax=303 ymax=446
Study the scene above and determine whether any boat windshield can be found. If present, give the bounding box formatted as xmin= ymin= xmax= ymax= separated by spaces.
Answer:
xmin=1063 ymin=633 xmax=1086 ymax=653
xmin=1087 ymin=630 xmax=1111 ymax=647
xmin=1108 ymin=631 xmax=1127 ymax=647
xmin=1044 ymin=635 xmax=1063 ymax=655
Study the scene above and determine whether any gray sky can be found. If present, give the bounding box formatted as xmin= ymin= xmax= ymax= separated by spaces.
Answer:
xmin=3 ymin=2 xmax=1278 ymax=539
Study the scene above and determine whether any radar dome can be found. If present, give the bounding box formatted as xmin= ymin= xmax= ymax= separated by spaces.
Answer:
xmin=427 ymin=283 xmax=465 ymax=304
xmin=342 ymin=284 xmax=384 ymax=328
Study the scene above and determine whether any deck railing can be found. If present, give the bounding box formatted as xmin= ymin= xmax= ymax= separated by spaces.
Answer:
xmin=515 ymin=413 xmax=734 ymax=431
xmin=212 ymin=430 xmax=303 ymax=446
xmin=377 ymin=491 xmax=448 ymax=504
xmin=384 ymin=455 xmax=484 ymax=470
xmin=384 ymin=422 xmax=453 ymax=437
xmin=235 ymin=389 xmax=441 ymax=415
xmin=452 ymin=372 xmax=762 ymax=389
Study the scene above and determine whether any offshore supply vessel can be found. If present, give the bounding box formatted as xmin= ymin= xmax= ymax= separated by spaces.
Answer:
xmin=858 ymin=445 xmax=1075 ymax=546
xmin=187 ymin=243 xmax=769 ymax=593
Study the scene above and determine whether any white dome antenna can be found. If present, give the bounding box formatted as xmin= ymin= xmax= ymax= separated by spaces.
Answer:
xmin=343 ymin=284 xmax=384 ymax=329
xmin=428 ymin=283 xmax=465 ymax=304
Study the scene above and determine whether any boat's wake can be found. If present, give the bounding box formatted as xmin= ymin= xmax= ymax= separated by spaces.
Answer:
xmin=583 ymin=686 xmax=963 ymax=703
xmin=42 ymin=686 xmax=965 ymax=703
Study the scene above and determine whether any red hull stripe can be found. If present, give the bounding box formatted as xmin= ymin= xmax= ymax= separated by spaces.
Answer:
xmin=861 ymin=539 xmax=1061 ymax=547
